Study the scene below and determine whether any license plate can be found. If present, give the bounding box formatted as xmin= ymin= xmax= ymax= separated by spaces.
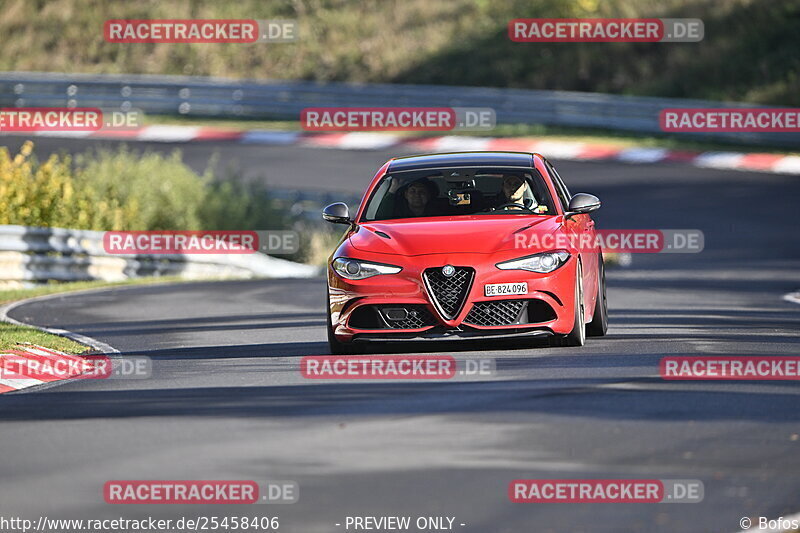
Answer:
xmin=484 ymin=282 xmax=528 ymax=297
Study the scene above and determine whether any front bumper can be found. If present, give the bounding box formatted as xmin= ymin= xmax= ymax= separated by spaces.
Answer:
xmin=351 ymin=327 xmax=554 ymax=343
xmin=328 ymin=251 xmax=577 ymax=343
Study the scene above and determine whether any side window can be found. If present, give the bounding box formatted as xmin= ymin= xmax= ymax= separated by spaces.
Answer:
xmin=364 ymin=177 xmax=393 ymax=220
xmin=545 ymin=161 xmax=571 ymax=211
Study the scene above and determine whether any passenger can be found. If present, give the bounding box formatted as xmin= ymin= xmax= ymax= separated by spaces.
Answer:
xmin=501 ymin=174 xmax=530 ymax=208
xmin=496 ymin=174 xmax=546 ymax=212
xmin=376 ymin=176 xmax=440 ymax=218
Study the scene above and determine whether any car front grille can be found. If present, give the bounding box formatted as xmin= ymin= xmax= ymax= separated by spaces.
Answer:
xmin=348 ymin=304 xmax=437 ymax=330
xmin=464 ymin=299 xmax=525 ymax=327
xmin=464 ymin=299 xmax=557 ymax=327
xmin=423 ymin=267 xmax=475 ymax=320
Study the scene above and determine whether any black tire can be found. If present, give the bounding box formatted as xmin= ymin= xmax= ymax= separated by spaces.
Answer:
xmin=326 ymin=291 xmax=359 ymax=355
xmin=552 ymin=261 xmax=586 ymax=347
xmin=586 ymin=254 xmax=608 ymax=337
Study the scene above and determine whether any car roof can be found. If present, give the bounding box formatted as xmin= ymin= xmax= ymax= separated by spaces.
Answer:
xmin=387 ymin=151 xmax=536 ymax=172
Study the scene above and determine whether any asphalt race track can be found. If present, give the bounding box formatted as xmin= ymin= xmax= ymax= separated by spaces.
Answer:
xmin=1 ymin=136 xmax=799 ymax=533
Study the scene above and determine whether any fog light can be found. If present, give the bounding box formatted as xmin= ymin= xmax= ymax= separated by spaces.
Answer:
xmin=383 ymin=308 xmax=409 ymax=321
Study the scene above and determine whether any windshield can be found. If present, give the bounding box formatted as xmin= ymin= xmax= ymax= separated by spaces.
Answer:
xmin=362 ymin=167 xmax=557 ymax=221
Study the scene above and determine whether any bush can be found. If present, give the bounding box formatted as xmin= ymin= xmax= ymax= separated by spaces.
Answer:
xmin=0 ymin=141 xmax=126 ymax=229
xmin=199 ymin=178 xmax=289 ymax=232
xmin=0 ymin=141 xmax=285 ymax=233
xmin=75 ymin=147 xmax=209 ymax=231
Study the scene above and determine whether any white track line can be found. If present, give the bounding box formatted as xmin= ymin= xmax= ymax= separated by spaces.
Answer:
xmin=772 ymin=156 xmax=800 ymax=175
xmin=0 ymin=376 xmax=45 ymax=389
xmin=782 ymin=291 xmax=800 ymax=305
xmin=337 ymin=132 xmax=400 ymax=150
xmin=529 ymin=140 xmax=586 ymax=159
xmin=429 ymin=136 xmax=493 ymax=152
xmin=616 ymin=147 xmax=669 ymax=163
xmin=137 ymin=125 xmax=200 ymax=142
xmin=694 ymin=152 xmax=746 ymax=170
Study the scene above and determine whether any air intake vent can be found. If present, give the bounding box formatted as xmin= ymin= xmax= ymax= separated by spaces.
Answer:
xmin=349 ymin=304 xmax=436 ymax=330
xmin=464 ymin=299 xmax=557 ymax=327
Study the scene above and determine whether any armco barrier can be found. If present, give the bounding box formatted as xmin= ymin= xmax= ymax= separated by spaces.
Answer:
xmin=0 ymin=72 xmax=797 ymax=147
xmin=269 ymin=187 xmax=362 ymax=221
xmin=0 ymin=225 xmax=318 ymax=284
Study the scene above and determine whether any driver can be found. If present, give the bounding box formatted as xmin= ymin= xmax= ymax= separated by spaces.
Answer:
xmin=401 ymin=179 xmax=435 ymax=217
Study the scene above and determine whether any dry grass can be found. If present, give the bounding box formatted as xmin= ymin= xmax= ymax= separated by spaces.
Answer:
xmin=0 ymin=0 xmax=796 ymax=104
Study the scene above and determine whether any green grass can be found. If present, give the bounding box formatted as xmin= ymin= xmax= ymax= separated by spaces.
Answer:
xmin=146 ymin=115 xmax=300 ymax=131
xmin=0 ymin=323 xmax=89 ymax=353
xmin=0 ymin=0 xmax=797 ymax=105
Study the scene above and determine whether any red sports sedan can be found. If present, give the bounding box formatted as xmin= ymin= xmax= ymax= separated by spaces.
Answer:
xmin=322 ymin=152 xmax=607 ymax=353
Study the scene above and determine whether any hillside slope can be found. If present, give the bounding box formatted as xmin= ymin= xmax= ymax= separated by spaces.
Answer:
xmin=0 ymin=0 xmax=797 ymax=104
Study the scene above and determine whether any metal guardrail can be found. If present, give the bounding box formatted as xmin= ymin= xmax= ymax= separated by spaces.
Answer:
xmin=0 ymin=71 xmax=797 ymax=147
xmin=270 ymin=187 xmax=362 ymax=222
xmin=0 ymin=225 xmax=318 ymax=284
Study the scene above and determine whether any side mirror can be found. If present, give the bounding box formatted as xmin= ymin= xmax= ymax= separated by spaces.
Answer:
xmin=322 ymin=202 xmax=352 ymax=225
xmin=567 ymin=193 xmax=601 ymax=215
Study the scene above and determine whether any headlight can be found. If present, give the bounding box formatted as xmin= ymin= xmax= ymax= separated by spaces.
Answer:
xmin=332 ymin=257 xmax=402 ymax=280
xmin=496 ymin=251 xmax=570 ymax=273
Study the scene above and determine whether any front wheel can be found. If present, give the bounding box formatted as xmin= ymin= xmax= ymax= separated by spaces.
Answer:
xmin=552 ymin=261 xmax=586 ymax=347
xmin=586 ymin=254 xmax=608 ymax=337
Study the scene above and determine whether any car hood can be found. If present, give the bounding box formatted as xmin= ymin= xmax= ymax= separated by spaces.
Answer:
xmin=349 ymin=216 xmax=563 ymax=256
